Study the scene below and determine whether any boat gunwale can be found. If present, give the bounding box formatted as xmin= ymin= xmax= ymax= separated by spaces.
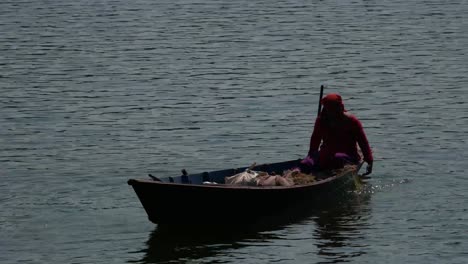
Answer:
xmin=127 ymin=170 xmax=354 ymax=190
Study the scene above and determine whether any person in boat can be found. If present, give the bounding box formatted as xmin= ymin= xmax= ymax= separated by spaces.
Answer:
xmin=300 ymin=93 xmax=373 ymax=176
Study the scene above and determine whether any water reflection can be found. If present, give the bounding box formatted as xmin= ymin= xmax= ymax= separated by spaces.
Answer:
xmin=133 ymin=190 xmax=371 ymax=264
xmin=313 ymin=191 xmax=372 ymax=263
xmin=134 ymin=223 xmax=286 ymax=263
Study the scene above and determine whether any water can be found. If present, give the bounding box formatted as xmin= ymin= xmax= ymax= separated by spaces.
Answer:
xmin=1 ymin=0 xmax=467 ymax=263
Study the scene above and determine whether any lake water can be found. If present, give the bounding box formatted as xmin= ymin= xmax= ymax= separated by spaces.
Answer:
xmin=1 ymin=0 xmax=467 ymax=263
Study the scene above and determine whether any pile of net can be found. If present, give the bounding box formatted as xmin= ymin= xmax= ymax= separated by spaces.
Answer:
xmin=224 ymin=163 xmax=359 ymax=187
xmin=224 ymin=168 xmax=316 ymax=187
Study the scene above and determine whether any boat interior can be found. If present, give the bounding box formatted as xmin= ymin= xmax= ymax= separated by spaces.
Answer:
xmin=149 ymin=159 xmax=302 ymax=185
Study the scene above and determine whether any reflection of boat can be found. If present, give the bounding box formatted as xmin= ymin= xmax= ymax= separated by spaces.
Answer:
xmin=138 ymin=224 xmax=286 ymax=264
xmin=128 ymin=159 xmax=364 ymax=225
xmin=135 ymin=189 xmax=372 ymax=264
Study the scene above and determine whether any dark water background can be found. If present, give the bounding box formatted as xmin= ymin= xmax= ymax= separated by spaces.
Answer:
xmin=1 ymin=0 xmax=467 ymax=263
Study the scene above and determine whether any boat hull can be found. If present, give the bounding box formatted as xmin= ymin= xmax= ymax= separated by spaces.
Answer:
xmin=128 ymin=164 xmax=361 ymax=225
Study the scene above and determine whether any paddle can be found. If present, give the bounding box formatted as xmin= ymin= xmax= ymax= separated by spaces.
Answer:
xmin=350 ymin=161 xmax=370 ymax=191
xmin=360 ymin=171 xmax=372 ymax=180
xmin=358 ymin=162 xmax=372 ymax=180
xmin=317 ymin=85 xmax=324 ymax=117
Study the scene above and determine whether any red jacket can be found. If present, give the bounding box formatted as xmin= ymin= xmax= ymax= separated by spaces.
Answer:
xmin=308 ymin=113 xmax=373 ymax=165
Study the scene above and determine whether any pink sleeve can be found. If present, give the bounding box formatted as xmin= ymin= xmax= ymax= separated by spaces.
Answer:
xmin=353 ymin=117 xmax=373 ymax=162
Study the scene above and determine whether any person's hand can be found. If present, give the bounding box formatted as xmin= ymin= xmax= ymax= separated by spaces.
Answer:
xmin=362 ymin=161 xmax=373 ymax=176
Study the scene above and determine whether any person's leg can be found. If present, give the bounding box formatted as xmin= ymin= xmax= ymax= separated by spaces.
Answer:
xmin=332 ymin=153 xmax=356 ymax=169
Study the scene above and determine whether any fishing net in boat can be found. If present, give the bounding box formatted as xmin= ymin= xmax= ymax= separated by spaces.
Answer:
xmin=256 ymin=175 xmax=294 ymax=186
xmin=224 ymin=162 xmax=315 ymax=186
xmin=224 ymin=169 xmax=267 ymax=186
xmin=225 ymin=169 xmax=295 ymax=186
xmin=225 ymin=169 xmax=311 ymax=186
xmin=224 ymin=163 xmax=357 ymax=186
xmin=330 ymin=164 xmax=359 ymax=176
xmin=282 ymin=170 xmax=316 ymax=185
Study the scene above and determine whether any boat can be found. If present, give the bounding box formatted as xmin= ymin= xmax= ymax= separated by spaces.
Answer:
xmin=128 ymin=159 xmax=364 ymax=225
xmin=128 ymin=158 xmax=364 ymax=225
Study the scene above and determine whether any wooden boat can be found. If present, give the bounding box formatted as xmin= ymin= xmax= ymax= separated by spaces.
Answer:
xmin=128 ymin=159 xmax=364 ymax=225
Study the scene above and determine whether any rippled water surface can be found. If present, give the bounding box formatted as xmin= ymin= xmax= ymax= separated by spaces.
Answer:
xmin=1 ymin=0 xmax=467 ymax=263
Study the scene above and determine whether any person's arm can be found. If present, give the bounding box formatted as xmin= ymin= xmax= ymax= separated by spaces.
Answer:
xmin=308 ymin=117 xmax=322 ymax=157
xmin=354 ymin=117 xmax=373 ymax=175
